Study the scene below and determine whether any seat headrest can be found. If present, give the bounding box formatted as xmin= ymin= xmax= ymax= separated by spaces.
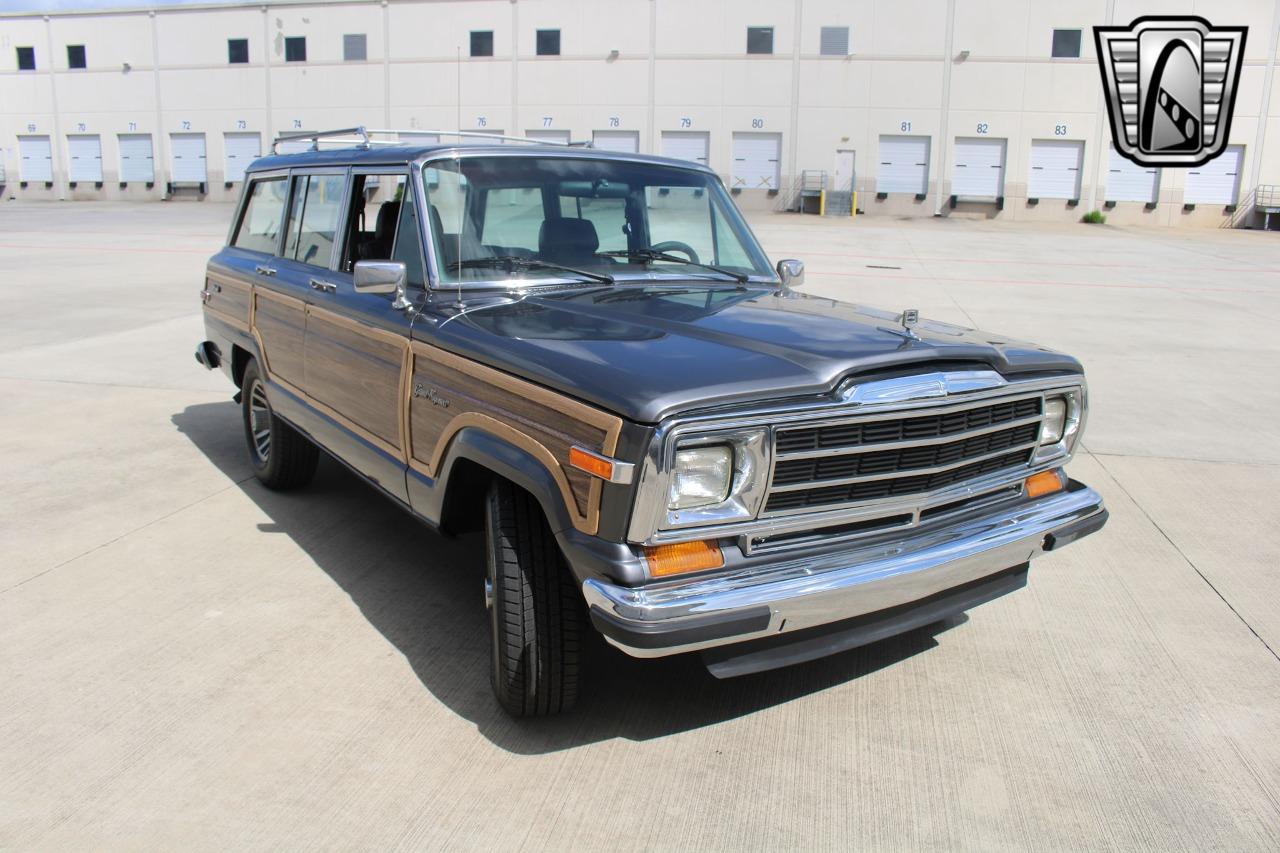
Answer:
xmin=539 ymin=217 xmax=599 ymax=258
xmin=375 ymin=201 xmax=401 ymax=241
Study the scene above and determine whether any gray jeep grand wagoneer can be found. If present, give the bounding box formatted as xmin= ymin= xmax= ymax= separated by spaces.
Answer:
xmin=196 ymin=128 xmax=1107 ymax=716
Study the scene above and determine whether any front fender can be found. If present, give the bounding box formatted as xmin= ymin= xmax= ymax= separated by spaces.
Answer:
xmin=421 ymin=426 xmax=578 ymax=534
xmin=414 ymin=427 xmax=648 ymax=586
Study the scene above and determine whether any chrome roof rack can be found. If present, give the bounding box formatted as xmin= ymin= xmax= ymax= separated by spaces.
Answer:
xmin=271 ymin=126 xmax=593 ymax=153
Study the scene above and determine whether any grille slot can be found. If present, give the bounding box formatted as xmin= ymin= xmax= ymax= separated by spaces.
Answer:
xmin=765 ymin=450 xmax=1032 ymax=513
xmin=763 ymin=395 xmax=1044 ymax=516
xmin=775 ymin=397 xmax=1041 ymax=454
xmin=772 ymin=422 xmax=1040 ymax=486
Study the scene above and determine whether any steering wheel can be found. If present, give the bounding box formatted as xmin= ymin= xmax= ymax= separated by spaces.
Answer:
xmin=650 ymin=241 xmax=700 ymax=265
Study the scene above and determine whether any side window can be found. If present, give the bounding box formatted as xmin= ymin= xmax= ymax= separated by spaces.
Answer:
xmin=341 ymin=172 xmax=422 ymax=287
xmin=232 ymin=177 xmax=288 ymax=253
xmin=557 ymin=194 xmax=627 ymax=252
xmin=283 ymin=173 xmax=346 ymax=267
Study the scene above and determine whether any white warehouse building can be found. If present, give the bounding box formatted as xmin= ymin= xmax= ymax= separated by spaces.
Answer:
xmin=2 ymin=0 xmax=1279 ymax=228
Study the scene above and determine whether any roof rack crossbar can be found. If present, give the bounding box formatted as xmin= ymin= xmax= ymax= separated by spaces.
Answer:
xmin=270 ymin=126 xmax=594 ymax=153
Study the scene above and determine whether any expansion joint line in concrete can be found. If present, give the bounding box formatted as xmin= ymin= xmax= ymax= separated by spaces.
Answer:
xmin=1090 ymin=451 xmax=1280 ymax=667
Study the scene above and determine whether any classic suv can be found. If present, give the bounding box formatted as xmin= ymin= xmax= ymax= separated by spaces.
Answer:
xmin=196 ymin=129 xmax=1107 ymax=716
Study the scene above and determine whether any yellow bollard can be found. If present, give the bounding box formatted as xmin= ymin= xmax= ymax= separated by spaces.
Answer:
xmin=819 ymin=190 xmax=826 ymax=216
xmin=851 ymin=191 xmax=858 ymax=218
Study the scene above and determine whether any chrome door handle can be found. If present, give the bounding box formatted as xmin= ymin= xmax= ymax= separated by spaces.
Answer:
xmin=254 ymin=265 xmax=276 ymax=277
xmin=309 ymin=278 xmax=336 ymax=293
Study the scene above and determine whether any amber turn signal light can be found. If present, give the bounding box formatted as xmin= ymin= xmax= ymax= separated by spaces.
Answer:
xmin=644 ymin=540 xmax=725 ymax=577
xmin=569 ymin=446 xmax=614 ymax=481
xmin=1025 ymin=469 xmax=1066 ymax=499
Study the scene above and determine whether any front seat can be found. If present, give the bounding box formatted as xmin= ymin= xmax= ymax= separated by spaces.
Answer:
xmin=538 ymin=217 xmax=599 ymax=267
xmin=357 ymin=200 xmax=400 ymax=261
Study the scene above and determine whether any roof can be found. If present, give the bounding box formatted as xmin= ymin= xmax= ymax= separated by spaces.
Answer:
xmin=247 ymin=142 xmax=719 ymax=176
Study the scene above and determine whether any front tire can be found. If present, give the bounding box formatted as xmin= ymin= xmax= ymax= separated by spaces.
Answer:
xmin=485 ymin=480 xmax=582 ymax=716
xmin=240 ymin=360 xmax=318 ymax=490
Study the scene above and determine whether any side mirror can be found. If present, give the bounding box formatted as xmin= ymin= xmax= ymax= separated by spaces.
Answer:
xmin=354 ymin=260 xmax=411 ymax=310
xmin=776 ymin=259 xmax=805 ymax=288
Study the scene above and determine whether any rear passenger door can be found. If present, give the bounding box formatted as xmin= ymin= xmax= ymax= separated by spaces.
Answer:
xmin=301 ymin=168 xmax=426 ymax=503
xmin=257 ymin=169 xmax=345 ymax=395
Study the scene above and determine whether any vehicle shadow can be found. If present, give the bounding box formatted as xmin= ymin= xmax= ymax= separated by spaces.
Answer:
xmin=173 ymin=400 xmax=962 ymax=755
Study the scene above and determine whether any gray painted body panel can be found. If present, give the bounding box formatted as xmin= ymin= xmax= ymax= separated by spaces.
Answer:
xmin=417 ymin=284 xmax=1082 ymax=424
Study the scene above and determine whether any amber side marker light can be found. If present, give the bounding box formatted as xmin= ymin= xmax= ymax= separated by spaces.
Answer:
xmin=644 ymin=540 xmax=725 ymax=577
xmin=1026 ymin=469 xmax=1066 ymax=499
xmin=569 ymin=446 xmax=614 ymax=481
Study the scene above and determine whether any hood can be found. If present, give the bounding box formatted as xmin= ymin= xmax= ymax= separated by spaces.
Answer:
xmin=421 ymin=284 xmax=1081 ymax=424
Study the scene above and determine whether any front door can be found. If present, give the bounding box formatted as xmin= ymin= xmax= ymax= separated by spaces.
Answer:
xmin=300 ymin=169 xmax=426 ymax=503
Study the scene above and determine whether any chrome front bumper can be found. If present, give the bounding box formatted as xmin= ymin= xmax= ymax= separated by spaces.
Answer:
xmin=583 ymin=483 xmax=1106 ymax=661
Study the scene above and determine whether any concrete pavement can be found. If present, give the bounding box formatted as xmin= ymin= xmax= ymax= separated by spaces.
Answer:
xmin=1 ymin=202 xmax=1278 ymax=850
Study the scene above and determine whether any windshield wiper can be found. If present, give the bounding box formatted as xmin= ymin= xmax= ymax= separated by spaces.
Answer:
xmin=597 ymin=249 xmax=749 ymax=283
xmin=448 ymin=256 xmax=614 ymax=285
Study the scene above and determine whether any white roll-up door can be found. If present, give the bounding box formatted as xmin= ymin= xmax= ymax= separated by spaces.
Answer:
xmin=67 ymin=134 xmax=103 ymax=183
xmin=592 ymin=130 xmax=639 ymax=153
xmin=525 ymin=129 xmax=570 ymax=144
xmin=1184 ymin=144 xmax=1244 ymax=205
xmin=223 ymin=132 xmax=261 ymax=184
xmin=731 ymin=132 xmax=781 ymax=190
xmin=398 ymin=132 xmax=440 ymax=147
xmin=170 ymin=133 xmax=207 ymax=183
xmin=274 ymin=131 xmax=312 ymax=155
xmin=951 ymin=137 xmax=1005 ymax=198
xmin=118 ymin=134 xmax=154 ymax=183
xmin=1028 ymin=139 xmax=1083 ymax=199
xmin=877 ymin=135 xmax=930 ymax=195
xmin=1106 ymin=145 xmax=1159 ymax=203
xmin=19 ymin=135 xmax=53 ymax=183
xmin=661 ymin=131 xmax=710 ymax=166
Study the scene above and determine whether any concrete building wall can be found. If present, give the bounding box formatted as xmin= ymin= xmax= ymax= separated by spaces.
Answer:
xmin=1 ymin=0 xmax=1278 ymax=227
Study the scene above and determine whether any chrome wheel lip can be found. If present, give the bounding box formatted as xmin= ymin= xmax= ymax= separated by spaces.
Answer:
xmin=248 ymin=380 xmax=272 ymax=465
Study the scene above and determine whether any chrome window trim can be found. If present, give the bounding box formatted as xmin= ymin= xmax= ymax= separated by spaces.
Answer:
xmin=626 ymin=373 xmax=1087 ymax=546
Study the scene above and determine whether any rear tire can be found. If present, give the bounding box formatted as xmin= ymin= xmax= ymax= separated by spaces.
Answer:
xmin=240 ymin=359 xmax=318 ymax=491
xmin=485 ymin=479 xmax=582 ymax=716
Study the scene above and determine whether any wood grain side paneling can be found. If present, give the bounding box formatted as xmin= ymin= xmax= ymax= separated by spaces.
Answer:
xmin=254 ymin=288 xmax=307 ymax=389
xmin=304 ymin=307 xmax=407 ymax=451
xmin=204 ymin=271 xmax=251 ymax=330
xmin=408 ymin=341 xmax=623 ymax=534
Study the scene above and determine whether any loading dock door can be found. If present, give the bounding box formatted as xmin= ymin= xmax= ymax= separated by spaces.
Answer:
xmin=67 ymin=134 xmax=103 ymax=184
xmin=398 ymin=132 xmax=441 ymax=146
xmin=951 ymin=137 xmax=1005 ymax=198
xmin=118 ymin=134 xmax=154 ymax=183
xmin=1106 ymin=145 xmax=1159 ymax=203
xmin=525 ymin=129 xmax=571 ymax=144
xmin=731 ymin=132 xmax=781 ymax=190
xmin=170 ymin=133 xmax=208 ymax=183
xmin=18 ymin=135 xmax=53 ymax=183
xmin=661 ymin=131 xmax=710 ymax=166
xmin=592 ymin=130 xmax=639 ymax=153
xmin=877 ymin=135 xmax=930 ymax=195
xmin=1027 ymin=139 xmax=1083 ymax=199
xmin=223 ymin=132 xmax=261 ymax=184
xmin=1184 ymin=145 xmax=1244 ymax=205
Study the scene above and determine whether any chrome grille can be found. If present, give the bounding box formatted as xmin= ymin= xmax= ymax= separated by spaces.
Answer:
xmin=764 ymin=395 xmax=1043 ymax=515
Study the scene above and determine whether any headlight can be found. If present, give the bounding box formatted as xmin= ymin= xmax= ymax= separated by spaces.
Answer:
xmin=1041 ymin=395 xmax=1067 ymax=445
xmin=1033 ymin=387 xmax=1085 ymax=463
xmin=668 ymin=446 xmax=733 ymax=510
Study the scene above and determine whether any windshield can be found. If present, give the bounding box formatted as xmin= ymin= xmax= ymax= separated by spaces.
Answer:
xmin=421 ymin=155 xmax=774 ymax=286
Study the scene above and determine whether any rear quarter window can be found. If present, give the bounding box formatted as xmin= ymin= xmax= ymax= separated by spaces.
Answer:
xmin=233 ymin=177 xmax=288 ymax=254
